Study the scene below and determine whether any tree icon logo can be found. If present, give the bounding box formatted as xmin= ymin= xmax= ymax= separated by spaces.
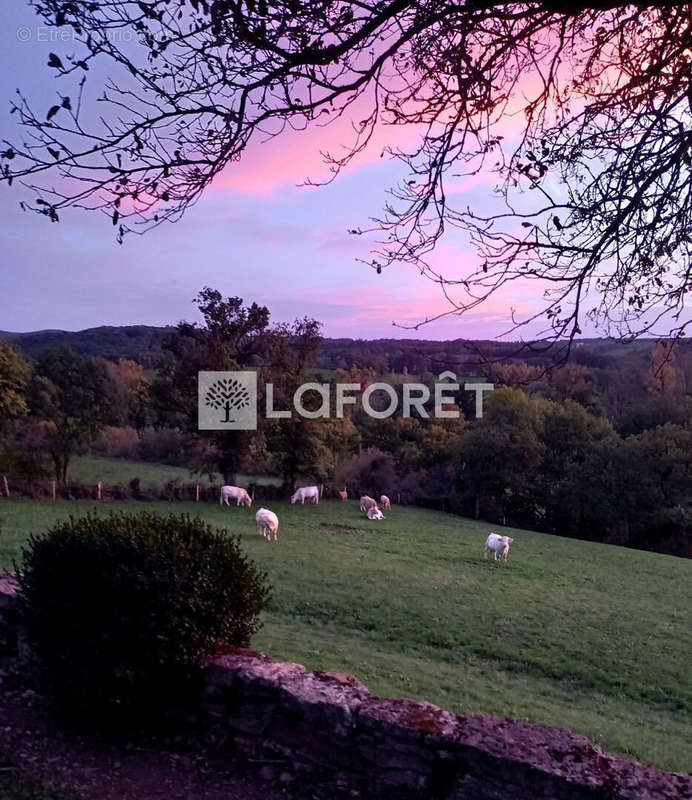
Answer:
xmin=198 ymin=371 xmax=257 ymax=430
xmin=204 ymin=377 xmax=251 ymax=423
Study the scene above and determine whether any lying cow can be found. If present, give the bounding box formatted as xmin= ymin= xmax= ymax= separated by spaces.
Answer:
xmin=220 ymin=485 xmax=252 ymax=507
xmin=380 ymin=495 xmax=391 ymax=510
xmin=360 ymin=495 xmax=378 ymax=512
xmin=291 ymin=485 xmax=320 ymax=505
xmin=256 ymin=508 xmax=279 ymax=541
xmin=367 ymin=506 xmax=385 ymax=520
xmin=484 ymin=532 xmax=514 ymax=562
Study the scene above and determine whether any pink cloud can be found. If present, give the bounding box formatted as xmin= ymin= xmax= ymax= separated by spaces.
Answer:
xmin=210 ymin=64 xmax=561 ymax=200
xmin=211 ymin=95 xmax=423 ymax=196
xmin=300 ymin=245 xmax=543 ymax=333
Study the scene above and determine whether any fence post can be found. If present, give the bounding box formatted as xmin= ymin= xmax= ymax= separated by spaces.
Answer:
xmin=97 ymin=481 xmax=102 ymax=501
xmin=196 ymin=484 xmax=200 ymax=502
xmin=2 ymin=475 xmax=8 ymax=498
xmin=51 ymin=480 xmax=56 ymax=501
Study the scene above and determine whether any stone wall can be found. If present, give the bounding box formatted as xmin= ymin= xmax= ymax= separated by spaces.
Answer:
xmin=1 ymin=579 xmax=689 ymax=799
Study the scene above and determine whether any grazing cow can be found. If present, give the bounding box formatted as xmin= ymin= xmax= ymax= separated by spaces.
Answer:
xmin=380 ymin=495 xmax=391 ymax=510
xmin=338 ymin=488 xmax=348 ymax=501
xmin=360 ymin=495 xmax=378 ymax=512
xmin=367 ymin=506 xmax=385 ymax=520
xmin=220 ymin=485 xmax=252 ymax=507
xmin=256 ymin=508 xmax=279 ymax=541
xmin=484 ymin=532 xmax=514 ymax=562
xmin=291 ymin=485 xmax=320 ymax=505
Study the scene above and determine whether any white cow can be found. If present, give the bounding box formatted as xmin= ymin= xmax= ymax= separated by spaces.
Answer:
xmin=380 ymin=495 xmax=391 ymax=510
xmin=484 ymin=532 xmax=514 ymax=562
xmin=256 ymin=508 xmax=279 ymax=541
xmin=220 ymin=485 xmax=252 ymax=507
xmin=367 ymin=506 xmax=385 ymax=520
xmin=338 ymin=488 xmax=348 ymax=501
xmin=291 ymin=485 xmax=320 ymax=505
xmin=360 ymin=495 xmax=378 ymax=512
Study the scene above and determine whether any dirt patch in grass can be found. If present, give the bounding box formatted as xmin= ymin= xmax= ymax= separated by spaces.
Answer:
xmin=319 ymin=522 xmax=363 ymax=534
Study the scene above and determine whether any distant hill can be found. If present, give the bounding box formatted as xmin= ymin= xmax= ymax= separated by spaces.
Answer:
xmin=1 ymin=325 xmax=175 ymax=368
xmin=0 ymin=324 xmax=673 ymax=373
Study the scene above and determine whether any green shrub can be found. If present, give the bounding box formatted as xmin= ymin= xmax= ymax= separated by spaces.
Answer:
xmin=18 ymin=512 xmax=270 ymax=727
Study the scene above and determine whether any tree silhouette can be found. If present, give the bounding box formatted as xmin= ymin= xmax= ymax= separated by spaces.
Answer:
xmin=205 ymin=377 xmax=251 ymax=423
xmin=4 ymin=1 xmax=692 ymax=346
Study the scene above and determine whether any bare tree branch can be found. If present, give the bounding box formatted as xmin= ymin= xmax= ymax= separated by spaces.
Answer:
xmin=3 ymin=0 xmax=692 ymax=345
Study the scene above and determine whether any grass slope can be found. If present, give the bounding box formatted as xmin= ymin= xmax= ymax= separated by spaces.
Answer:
xmin=0 ymin=498 xmax=690 ymax=772
xmin=65 ymin=456 xmax=281 ymax=488
xmin=66 ymin=456 xmax=218 ymax=487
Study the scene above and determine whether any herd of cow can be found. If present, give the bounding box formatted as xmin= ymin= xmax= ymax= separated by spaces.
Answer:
xmin=218 ymin=484 xmax=391 ymax=542
xmin=218 ymin=483 xmax=515 ymax=561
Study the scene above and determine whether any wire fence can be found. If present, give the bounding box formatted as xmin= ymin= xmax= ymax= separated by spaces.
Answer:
xmin=0 ymin=474 xmax=291 ymax=503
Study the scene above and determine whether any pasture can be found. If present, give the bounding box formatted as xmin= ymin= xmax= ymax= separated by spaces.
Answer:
xmin=66 ymin=455 xmax=216 ymax=487
xmin=66 ymin=455 xmax=281 ymax=488
xmin=0 ymin=498 xmax=690 ymax=772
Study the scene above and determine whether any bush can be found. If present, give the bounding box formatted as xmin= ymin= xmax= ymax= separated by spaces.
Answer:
xmin=18 ymin=512 xmax=270 ymax=728
xmin=136 ymin=427 xmax=197 ymax=466
xmin=340 ymin=447 xmax=396 ymax=497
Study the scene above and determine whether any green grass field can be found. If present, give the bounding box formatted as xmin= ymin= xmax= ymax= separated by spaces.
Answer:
xmin=67 ymin=455 xmax=217 ymax=486
xmin=0 ymin=498 xmax=690 ymax=772
xmin=66 ymin=455 xmax=281 ymax=488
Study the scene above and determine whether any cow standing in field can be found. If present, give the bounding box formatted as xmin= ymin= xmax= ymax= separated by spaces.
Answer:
xmin=291 ymin=486 xmax=320 ymax=504
xmin=220 ymin=485 xmax=252 ymax=507
xmin=256 ymin=508 xmax=279 ymax=541
xmin=338 ymin=488 xmax=348 ymax=501
xmin=484 ymin=533 xmax=514 ymax=562
xmin=380 ymin=495 xmax=391 ymax=510
xmin=367 ymin=506 xmax=386 ymax=520
xmin=360 ymin=495 xmax=378 ymax=513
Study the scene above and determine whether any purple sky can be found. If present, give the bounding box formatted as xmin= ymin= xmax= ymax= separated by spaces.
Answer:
xmin=0 ymin=1 xmax=543 ymax=340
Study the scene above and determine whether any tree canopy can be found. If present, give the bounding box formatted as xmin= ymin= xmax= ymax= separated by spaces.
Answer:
xmin=0 ymin=338 xmax=31 ymax=427
xmin=3 ymin=0 xmax=692 ymax=345
xmin=28 ymin=346 xmax=120 ymax=484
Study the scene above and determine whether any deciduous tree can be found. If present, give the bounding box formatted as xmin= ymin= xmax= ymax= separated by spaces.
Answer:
xmin=152 ymin=288 xmax=272 ymax=483
xmin=28 ymin=347 xmax=119 ymax=485
xmin=0 ymin=338 xmax=31 ymax=428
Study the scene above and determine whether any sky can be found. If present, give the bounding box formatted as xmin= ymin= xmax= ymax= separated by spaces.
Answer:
xmin=0 ymin=1 xmax=543 ymax=340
